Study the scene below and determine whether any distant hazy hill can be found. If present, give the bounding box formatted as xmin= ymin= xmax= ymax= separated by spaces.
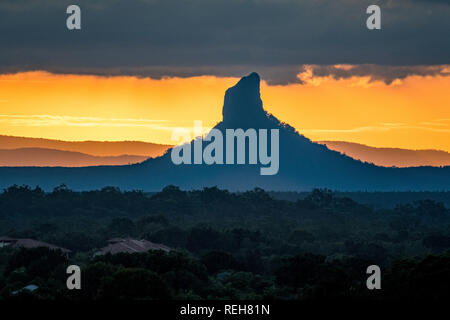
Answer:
xmin=0 ymin=148 xmax=148 ymax=167
xmin=0 ymin=73 xmax=449 ymax=191
xmin=319 ymin=141 xmax=450 ymax=168
xmin=0 ymin=135 xmax=171 ymax=157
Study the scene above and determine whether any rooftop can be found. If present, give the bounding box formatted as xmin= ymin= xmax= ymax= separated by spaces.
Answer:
xmin=97 ymin=238 xmax=171 ymax=255
xmin=0 ymin=237 xmax=71 ymax=253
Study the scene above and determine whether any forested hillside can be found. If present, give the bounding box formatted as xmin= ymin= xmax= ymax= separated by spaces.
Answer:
xmin=0 ymin=185 xmax=449 ymax=300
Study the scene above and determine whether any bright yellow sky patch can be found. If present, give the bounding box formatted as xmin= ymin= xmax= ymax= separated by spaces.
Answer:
xmin=0 ymin=70 xmax=449 ymax=151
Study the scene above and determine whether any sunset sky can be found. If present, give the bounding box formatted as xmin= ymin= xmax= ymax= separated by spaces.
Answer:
xmin=1 ymin=68 xmax=450 ymax=151
xmin=1 ymin=0 xmax=449 ymax=152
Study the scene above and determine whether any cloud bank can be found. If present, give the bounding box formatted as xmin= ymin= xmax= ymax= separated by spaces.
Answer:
xmin=0 ymin=0 xmax=449 ymax=84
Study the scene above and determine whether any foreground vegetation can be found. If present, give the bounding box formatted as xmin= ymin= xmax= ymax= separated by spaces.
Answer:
xmin=0 ymin=185 xmax=449 ymax=300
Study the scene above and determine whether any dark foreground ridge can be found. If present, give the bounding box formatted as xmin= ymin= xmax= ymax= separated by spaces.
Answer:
xmin=0 ymin=73 xmax=449 ymax=191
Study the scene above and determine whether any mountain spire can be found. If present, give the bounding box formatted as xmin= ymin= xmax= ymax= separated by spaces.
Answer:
xmin=222 ymin=72 xmax=268 ymax=128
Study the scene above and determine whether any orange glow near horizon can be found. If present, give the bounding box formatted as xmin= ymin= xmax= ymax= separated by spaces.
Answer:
xmin=0 ymin=70 xmax=450 ymax=151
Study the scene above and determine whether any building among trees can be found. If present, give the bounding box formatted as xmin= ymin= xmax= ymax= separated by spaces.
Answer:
xmin=96 ymin=238 xmax=171 ymax=255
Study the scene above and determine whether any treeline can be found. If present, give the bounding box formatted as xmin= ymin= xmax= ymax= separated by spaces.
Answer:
xmin=270 ymin=191 xmax=450 ymax=209
xmin=1 ymin=247 xmax=450 ymax=300
xmin=0 ymin=185 xmax=449 ymax=300
xmin=1 ymin=185 xmax=449 ymax=257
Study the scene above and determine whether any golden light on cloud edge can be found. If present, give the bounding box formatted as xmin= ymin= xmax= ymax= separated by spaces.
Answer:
xmin=0 ymin=68 xmax=449 ymax=152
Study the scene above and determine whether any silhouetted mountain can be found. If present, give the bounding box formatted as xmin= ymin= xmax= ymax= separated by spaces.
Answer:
xmin=318 ymin=141 xmax=450 ymax=168
xmin=0 ymin=135 xmax=171 ymax=157
xmin=0 ymin=148 xmax=148 ymax=167
xmin=0 ymin=73 xmax=449 ymax=191
xmin=222 ymin=72 xmax=268 ymax=128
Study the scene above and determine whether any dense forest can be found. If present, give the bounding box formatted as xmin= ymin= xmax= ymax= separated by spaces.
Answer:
xmin=0 ymin=185 xmax=449 ymax=300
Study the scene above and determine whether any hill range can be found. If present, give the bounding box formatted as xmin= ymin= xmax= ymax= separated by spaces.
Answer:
xmin=0 ymin=135 xmax=170 ymax=157
xmin=318 ymin=141 xmax=450 ymax=168
xmin=0 ymin=73 xmax=449 ymax=191
xmin=1 ymin=136 xmax=450 ymax=168
xmin=0 ymin=148 xmax=149 ymax=167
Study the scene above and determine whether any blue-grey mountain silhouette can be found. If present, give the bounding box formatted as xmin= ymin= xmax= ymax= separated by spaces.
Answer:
xmin=0 ymin=72 xmax=449 ymax=191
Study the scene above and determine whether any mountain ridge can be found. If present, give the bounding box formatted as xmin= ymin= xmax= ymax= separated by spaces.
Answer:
xmin=2 ymin=135 xmax=449 ymax=168
xmin=319 ymin=141 xmax=450 ymax=168
xmin=0 ymin=135 xmax=171 ymax=157
xmin=0 ymin=72 xmax=449 ymax=191
xmin=0 ymin=148 xmax=149 ymax=167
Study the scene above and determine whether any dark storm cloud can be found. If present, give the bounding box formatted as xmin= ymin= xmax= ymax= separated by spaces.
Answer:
xmin=304 ymin=64 xmax=450 ymax=84
xmin=412 ymin=0 xmax=450 ymax=5
xmin=0 ymin=0 xmax=449 ymax=84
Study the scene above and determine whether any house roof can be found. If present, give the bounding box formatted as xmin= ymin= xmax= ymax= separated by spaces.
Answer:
xmin=0 ymin=236 xmax=71 ymax=253
xmin=98 ymin=238 xmax=171 ymax=255
xmin=0 ymin=236 xmax=15 ymax=242
xmin=12 ymin=284 xmax=39 ymax=295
